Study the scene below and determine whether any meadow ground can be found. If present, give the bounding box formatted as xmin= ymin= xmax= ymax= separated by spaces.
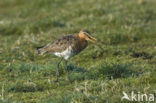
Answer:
xmin=0 ymin=0 xmax=156 ymax=102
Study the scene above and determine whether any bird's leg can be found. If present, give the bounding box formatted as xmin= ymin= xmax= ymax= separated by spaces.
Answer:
xmin=64 ymin=60 xmax=71 ymax=84
xmin=54 ymin=57 xmax=63 ymax=82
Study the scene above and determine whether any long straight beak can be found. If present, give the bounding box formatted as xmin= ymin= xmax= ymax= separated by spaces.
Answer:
xmin=88 ymin=36 xmax=104 ymax=53
xmin=88 ymin=35 xmax=97 ymax=44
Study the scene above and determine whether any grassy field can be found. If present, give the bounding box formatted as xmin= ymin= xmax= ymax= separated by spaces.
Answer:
xmin=0 ymin=0 xmax=156 ymax=102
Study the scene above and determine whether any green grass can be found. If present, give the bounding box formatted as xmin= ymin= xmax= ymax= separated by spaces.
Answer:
xmin=0 ymin=0 xmax=156 ymax=102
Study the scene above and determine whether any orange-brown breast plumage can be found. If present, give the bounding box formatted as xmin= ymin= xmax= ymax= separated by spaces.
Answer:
xmin=72 ymin=36 xmax=88 ymax=54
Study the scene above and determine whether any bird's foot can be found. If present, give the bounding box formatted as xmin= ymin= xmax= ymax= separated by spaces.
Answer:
xmin=54 ymin=79 xmax=58 ymax=83
xmin=67 ymin=78 xmax=71 ymax=84
xmin=68 ymin=80 xmax=72 ymax=84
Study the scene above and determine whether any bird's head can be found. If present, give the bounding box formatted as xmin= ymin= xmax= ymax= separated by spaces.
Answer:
xmin=78 ymin=30 xmax=96 ymax=44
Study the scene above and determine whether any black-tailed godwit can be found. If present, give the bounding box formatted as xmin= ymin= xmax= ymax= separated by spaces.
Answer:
xmin=37 ymin=30 xmax=97 ymax=83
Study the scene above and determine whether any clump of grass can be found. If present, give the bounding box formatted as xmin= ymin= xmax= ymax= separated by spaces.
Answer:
xmin=85 ymin=62 xmax=143 ymax=80
xmin=0 ymin=23 xmax=23 ymax=36
xmin=29 ymin=19 xmax=66 ymax=34
xmin=131 ymin=51 xmax=153 ymax=60
xmin=41 ymin=94 xmax=72 ymax=103
xmin=8 ymin=83 xmax=44 ymax=93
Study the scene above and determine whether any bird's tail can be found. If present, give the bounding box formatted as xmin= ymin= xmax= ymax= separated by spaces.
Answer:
xmin=36 ymin=46 xmax=48 ymax=55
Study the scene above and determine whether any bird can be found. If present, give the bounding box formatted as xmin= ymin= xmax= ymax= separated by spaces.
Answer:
xmin=37 ymin=30 xmax=97 ymax=83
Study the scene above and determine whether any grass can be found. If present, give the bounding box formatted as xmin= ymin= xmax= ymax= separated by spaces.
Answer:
xmin=0 ymin=0 xmax=156 ymax=102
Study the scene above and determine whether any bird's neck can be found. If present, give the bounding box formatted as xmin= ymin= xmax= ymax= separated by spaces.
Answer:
xmin=76 ymin=34 xmax=88 ymax=51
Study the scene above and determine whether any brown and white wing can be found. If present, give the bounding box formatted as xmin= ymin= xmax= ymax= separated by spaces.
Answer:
xmin=44 ymin=35 xmax=77 ymax=53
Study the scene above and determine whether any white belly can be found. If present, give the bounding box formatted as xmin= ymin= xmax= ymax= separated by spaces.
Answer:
xmin=54 ymin=46 xmax=75 ymax=60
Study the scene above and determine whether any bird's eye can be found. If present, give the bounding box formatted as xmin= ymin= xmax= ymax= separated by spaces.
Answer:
xmin=84 ymin=32 xmax=90 ymax=36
